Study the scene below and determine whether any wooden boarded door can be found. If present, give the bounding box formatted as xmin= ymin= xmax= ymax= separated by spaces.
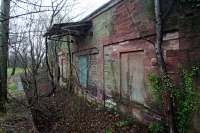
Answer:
xmin=78 ymin=56 xmax=88 ymax=87
xmin=120 ymin=51 xmax=145 ymax=104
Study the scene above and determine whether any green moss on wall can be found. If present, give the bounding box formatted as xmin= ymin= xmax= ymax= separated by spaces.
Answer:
xmin=143 ymin=0 xmax=154 ymax=19
xmin=82 ymin=8 xmax=114 ymax=47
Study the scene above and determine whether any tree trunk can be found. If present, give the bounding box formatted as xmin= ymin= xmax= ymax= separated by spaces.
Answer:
xmin=66 ymin=35 xmax=73 ymax=92
xmin=154 ymin=0 xmax=174 ymax=133
xmin=0 ymin=0 xmax=10 ymax=113
xmin=11 ymin=55 xmax=17 ymax=76
xmin=11 ymin=65 xmax=16 ymax=76
xmin=154 ymin=0 xmax=166 ymax=74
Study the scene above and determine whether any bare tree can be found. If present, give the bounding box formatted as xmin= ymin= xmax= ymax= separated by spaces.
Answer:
xmin=7 ymin=0 xmax=79 ymax=103
xmin=9 ymin=22 xmax=26 ymax=76
xmin=44 ymin=0 xmax=78 ymax=96
xmin=154 ymin=1 xmax=175 ymax=132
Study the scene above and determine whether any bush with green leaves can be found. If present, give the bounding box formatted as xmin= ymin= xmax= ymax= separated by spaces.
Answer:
xmin=148 ymin=62 xmax=200 ymax=133
xmin=173 ymin=64 xmax=200 ymax=133
xmin=148 ymin=122 xmax=165 ymax=133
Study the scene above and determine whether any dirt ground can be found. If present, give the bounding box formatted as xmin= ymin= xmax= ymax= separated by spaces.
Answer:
xmin=26 ymin=89 xmax=149 ymax=133
xmin=0 ymin=88 xmax=149 ymax=133
xmin=0 ymin=91 xmax=38 ymax=133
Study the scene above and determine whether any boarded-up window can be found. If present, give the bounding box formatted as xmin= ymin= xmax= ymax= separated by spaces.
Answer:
xmin=78 ymin=56 xmax=88 ymax=88
xmin=120 ymin=51 xmax=145 ymax=104
xmin=78 ymin=54 xmax=98 ymax=96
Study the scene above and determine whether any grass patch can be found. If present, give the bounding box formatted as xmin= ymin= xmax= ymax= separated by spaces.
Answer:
xmin=7 ymin=68 xmax=24 ymax=77
xmin=8 ymin=83 xmax=17 ymax=92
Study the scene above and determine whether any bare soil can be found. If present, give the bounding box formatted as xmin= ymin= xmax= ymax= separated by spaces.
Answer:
xmin=0 ymin=92 xmax=38 ymax=133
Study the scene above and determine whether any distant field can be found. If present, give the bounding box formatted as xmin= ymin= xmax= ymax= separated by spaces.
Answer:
xmin=8 ymin=68 xmax=25 ymax=93
xmin=7 ymin=67 xmax=25 ymax=77
xmin=8 ymin=82 xmax=17 ymax=92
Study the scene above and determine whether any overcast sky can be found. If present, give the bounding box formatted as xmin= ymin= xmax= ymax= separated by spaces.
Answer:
xmin=42 ymin=0 xmax=111 ymax=21
xmin=67 ymin=0 xmax=110 ymax=21
xmin=11 ymin=0 xmax=110 ymax=21
xmin=9 ymin=0 xmax=110 ymax=35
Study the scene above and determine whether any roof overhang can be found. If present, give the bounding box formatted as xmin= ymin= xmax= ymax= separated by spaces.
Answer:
xmin=44 ymin=21 xmax=92 ymax=38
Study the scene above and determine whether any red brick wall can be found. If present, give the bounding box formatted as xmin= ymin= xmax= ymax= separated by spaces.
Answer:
xmin=72 ymin=0 xmax=200 ymax=123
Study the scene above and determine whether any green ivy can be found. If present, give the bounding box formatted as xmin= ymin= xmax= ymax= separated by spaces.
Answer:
xmin=148 ymin=63 xmax=200 ymax=133
xmin=105 ymin=128 xmax=112 ymax=133
xmin=173 ymin=65 xmax=200 ymax=133
xmin=148 ymin=122 xmax=165 ymax=133
xmin=148 ymin=74 xmax=162 ymax=101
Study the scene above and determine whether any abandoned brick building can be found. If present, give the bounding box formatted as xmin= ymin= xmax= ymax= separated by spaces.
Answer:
xmin=45 ymin=0 xmax=200 ymax=126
